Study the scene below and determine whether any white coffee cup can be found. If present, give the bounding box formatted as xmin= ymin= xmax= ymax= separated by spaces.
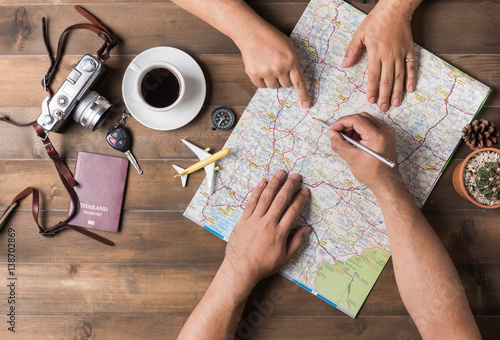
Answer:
xmin=122 ymin=46 xmax=206 ymax=131
xmin=129 ymin=61 xmax=185 ymax=112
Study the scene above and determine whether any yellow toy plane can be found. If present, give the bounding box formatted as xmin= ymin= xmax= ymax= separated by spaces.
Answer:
xmin=173 ymin=139 xmax=231 ymax=193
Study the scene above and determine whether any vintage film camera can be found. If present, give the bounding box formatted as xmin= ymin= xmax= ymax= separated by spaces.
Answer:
xmin=37 ymin=54 xmax=112 ymax=132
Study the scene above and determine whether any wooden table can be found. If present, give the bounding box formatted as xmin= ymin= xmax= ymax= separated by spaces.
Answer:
xmin=0 ymin=1 xmax=498 ymax=339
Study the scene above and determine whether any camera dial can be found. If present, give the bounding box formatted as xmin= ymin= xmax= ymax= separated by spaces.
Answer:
xmin=43 ymin=114 xmax=54 ymax=125
xmin=57 ymin=96 xmax=68 ymax=107
xmin=81 ymin=59 xmax=97 ymax=72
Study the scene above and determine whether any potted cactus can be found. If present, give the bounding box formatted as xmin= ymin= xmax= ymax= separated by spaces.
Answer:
xmin=452 ymin=148 xmax=500 ymax=209
xmin=475 ymin=162 xmax=500 ymax=201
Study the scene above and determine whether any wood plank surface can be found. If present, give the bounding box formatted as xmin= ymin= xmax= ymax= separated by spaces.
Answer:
xmin=0 ymin=315 xmax=498 ymax=340
xmin=0 ymin=103 xmax=498 ymax=160
xmin=0 ymin=0 xmax=499 ymax=339
xmin=1 ymin=53 xmax=497 ymax=111
xmin=1 ymin=210 xmax=499 ymax=264
xmin=0 ymin=54 xmax=497 ymax=162
xmin=0 ymin=261 xmax=497 ymax=317
xmin=1 ymin=2 xmax=500 ymax=55
xmin=0 ymin=55 xmax=255 ymax=108
xmin=0 ymin=158 xmax=497 ymax=212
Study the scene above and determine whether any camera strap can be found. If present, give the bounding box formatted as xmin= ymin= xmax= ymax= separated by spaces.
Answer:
xmin=0 ymin=6 xmax=118 ymax=246
xmin=0 ymin=123 xmax=115 ymax=246
xmin=42 ymin=5 xmax=118 ymax=97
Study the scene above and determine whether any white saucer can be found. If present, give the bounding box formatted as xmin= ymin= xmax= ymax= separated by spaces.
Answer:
xmin=122 ymin=47 xmax=206 ymax=130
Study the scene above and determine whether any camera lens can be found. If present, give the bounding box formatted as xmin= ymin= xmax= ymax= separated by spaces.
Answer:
xmin=73 ymin=91 xmax=112 ymax=132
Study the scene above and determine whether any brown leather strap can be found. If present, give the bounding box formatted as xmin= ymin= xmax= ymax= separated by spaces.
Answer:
xmin=0 ymin=124 xmax=114 ymax=246
xmin=41 ymin=5 xmax=119 ymax=97
xmin=0 ymin=187 xmax=114 ymax=246
xmin=74 ymin=5 xmax=118 ymax=60
xmin=34 ymin=123 xmax=114 ymax=245
xmin=33 ymin=123 xmax=76 ymax=187
xmin=0 ymin=116 xmax=36 ymax=127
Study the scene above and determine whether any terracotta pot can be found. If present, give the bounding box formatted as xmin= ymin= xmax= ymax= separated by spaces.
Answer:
xmin=452 ymin=147 xmax=500 ymax=209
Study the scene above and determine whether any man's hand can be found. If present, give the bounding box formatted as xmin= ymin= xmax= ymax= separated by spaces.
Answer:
xmin=222 ymin=170 xmax=311 ymax=292
xmin=342 ymin=0 xmax=422 ymax=111
xmin=327 ymin=113 xmax=481 ymax=339
xmin=170 ymin=0 xmax=312 ymax=109
xmin=327 ymin=112 xmax=401 ymax=192
xmin=237 ymin=23 xmax=311 ymax=109
xmin=177 ymin=170 xmax=309 ymax=339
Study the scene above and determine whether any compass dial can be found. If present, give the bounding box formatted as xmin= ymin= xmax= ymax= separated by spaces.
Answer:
xmin=211 ymin=106 xmax=235 ymax=131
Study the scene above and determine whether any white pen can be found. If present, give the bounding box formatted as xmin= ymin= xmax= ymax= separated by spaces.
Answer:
xmin=315 ymin=118 xmax=396 ymax=168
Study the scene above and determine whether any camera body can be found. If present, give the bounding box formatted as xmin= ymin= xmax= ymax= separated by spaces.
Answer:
xmin=37 ymin=54 xmax=112 ymax=133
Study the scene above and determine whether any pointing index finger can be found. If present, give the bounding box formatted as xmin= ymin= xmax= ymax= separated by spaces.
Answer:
xmin=290 ymin=67 xmax=311 ymax=108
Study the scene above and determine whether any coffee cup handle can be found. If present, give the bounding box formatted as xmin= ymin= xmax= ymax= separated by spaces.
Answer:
xmin=127 ymin=62 xmax=142 ymax=75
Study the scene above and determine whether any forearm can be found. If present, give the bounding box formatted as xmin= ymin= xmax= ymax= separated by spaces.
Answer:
xmin=373 ymin=0 xmax=423 ymax=20
xmin=373 ymin=181 xmax=480 ymax=339
xmin=177 ymin=261 xmax=256 ymax=340
xmin=170 ymin=0 xmax=269 ymax=47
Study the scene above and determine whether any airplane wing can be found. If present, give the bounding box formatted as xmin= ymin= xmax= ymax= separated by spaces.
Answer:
xmin=181 ymin=139 xmax=217 ymax=193
xmin=172 ymin=165 xmax=188 ymax=187
xmin=182 ymin=139 xmax=211 ymax=161
xmin=203 ymin=162 xmax=215 ymax=193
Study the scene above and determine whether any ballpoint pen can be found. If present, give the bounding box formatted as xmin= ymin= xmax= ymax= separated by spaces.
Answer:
xmin=315 ymin=118 xmax=396 ymax=168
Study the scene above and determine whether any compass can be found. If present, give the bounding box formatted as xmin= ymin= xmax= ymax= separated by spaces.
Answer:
xmin=211 ymin=106 xmax=236 ymax=131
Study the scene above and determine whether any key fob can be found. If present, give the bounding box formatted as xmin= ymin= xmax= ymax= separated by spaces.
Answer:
xmin=106 ymin=125 xmax=131 ymax=152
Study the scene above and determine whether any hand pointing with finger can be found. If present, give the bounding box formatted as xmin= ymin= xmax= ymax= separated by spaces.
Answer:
xmin=237 ymin=23 xmax=311 ymax=109
xmin=170 ymin=0 xmax=313 ymax=109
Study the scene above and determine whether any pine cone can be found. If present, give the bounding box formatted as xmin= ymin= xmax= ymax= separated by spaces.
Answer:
xmin=462 ymin=119 xmax=499 ymax=150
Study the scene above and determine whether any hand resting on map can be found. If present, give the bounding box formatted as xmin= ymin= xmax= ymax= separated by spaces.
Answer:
xmin=176 ymin=170 xmax=310 ymax=339
xmin=223 ymin=170 xmax=311 ymax=291
xmin=342 ymin=0 xmax=422 ymax=112
xmin=326 ymin=112 xmax=401 ymax=193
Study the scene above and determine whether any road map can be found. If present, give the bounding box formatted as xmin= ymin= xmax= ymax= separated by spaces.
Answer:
xmin=184 ymin=0 xmax=490 ymax=317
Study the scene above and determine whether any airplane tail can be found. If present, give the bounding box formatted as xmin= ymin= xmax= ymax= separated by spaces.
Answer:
xmin=172 ymin=165 xmax=188 ymax=187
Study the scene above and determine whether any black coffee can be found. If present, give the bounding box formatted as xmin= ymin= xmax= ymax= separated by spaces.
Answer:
xmin=140 ymin=67 xmax=181 ymax=108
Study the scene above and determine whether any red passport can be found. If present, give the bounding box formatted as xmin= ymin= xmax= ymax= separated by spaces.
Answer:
xmin=68 ymin=152 xmax=129 ymax=232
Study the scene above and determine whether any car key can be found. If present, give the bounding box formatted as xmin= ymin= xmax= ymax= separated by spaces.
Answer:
xmin=106 ymin=125 xmax=143 ymax=174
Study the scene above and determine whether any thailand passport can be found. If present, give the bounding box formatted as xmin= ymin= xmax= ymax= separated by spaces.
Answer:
xmin=68 ymin=152 xmax=129 ymax=232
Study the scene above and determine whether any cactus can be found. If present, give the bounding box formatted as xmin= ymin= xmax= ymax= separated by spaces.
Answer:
xmin=475 ymin=162 xmax=500 ymax=201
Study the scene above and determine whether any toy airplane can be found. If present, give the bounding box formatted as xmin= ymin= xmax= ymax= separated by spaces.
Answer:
xmin=173 ymin=139 xmax=231 ymax=193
